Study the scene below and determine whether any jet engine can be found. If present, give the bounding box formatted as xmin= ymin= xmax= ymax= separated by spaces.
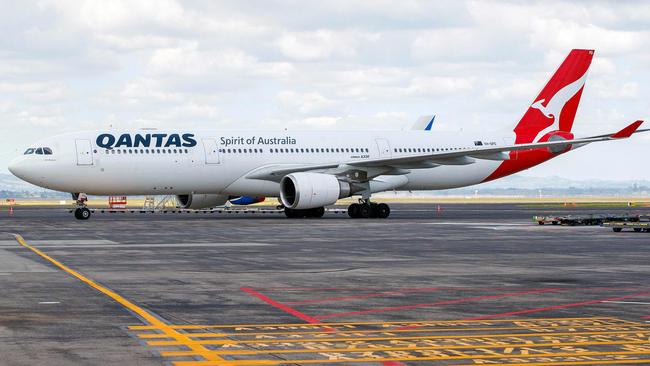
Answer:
xmin=280 ymin=172 xmax=351 ymax=209
xmin=176 ymin=193 xmax=229 ymax=209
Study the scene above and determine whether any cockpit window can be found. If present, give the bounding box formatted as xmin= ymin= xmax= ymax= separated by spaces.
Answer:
xmin=24 ymin=148 xmax=35 ymax=155
xmin=35 ymin=148 xmax=44 ymax=155
xmin=43 ymin=147 xmax=53 ymax=155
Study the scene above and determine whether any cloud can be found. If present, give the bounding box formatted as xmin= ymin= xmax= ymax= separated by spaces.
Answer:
xmin=277 ymin=91 xmax=334 ymax=114
xmin=0 ymin=0 xmax=649 ymax=180
xmin=276 ymin=30 xmax=380 ymax=61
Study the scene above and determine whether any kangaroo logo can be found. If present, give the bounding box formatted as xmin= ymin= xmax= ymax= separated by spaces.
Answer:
xmin=530 ymin=70 xmax=588 ymax=142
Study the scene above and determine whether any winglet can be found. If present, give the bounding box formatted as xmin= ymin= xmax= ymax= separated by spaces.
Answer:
xmin=424 ymin=115 xmax=436 ymax=131
xmin=612 ymin=120 xmax=644 ymax=139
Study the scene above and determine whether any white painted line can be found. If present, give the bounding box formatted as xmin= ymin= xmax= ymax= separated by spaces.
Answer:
xmin=38 ymin=301 xmax=60 ymax=305
xmin=12 ymin=242 xmax=272 ymax=249
xmin=0 ymin=242 xmax=272 ymax=248
xmin=604 ymin=301 xmax=650 ymax=305
xmin=423 ymin=222 xmax=531 ymax=226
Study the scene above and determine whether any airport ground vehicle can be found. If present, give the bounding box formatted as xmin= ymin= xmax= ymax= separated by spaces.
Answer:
xmin=534 ymin=214 xmax=640 ymax=226
xmin=7 ymin=49 xmax=647 ymax=220
xmin=603 ymin=217 xmax=650 ymax=232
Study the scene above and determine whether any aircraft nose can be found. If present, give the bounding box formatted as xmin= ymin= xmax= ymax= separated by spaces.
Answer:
xmin=8 ymin=156 xmax=31 ymax=181
xmin=8 ymin=157 xmax=20 ymax=176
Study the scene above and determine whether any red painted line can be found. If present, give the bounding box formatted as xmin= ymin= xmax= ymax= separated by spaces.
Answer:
xmin=242 ymin=288 xmax=406 ymax=366
xmin=240 ymin=287 xmax=322 ymax=324
xmin=264 ymin=286 xmax=650 ymax=292
xmin=285 ymin=288 xmax=443 ymax=305
xmin=642 ymin=316 xmax=650 ymax=319
xmin=313 ymin=288 xmax=560 ymax=320
xmin=463 ymin=292 xmax=650 ymax=320
xmin=262 ymin=287 xmax=381 ymax=292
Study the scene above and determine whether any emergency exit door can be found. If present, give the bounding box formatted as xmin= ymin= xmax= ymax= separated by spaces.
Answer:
xmin=203 ymin=138 xmax=221 ymax=164
xmin=75 ymin=139 xmax=93 ymax=165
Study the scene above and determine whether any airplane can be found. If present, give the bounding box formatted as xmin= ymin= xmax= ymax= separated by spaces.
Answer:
xmin=7 ymin=49 xmax=647 ymax=220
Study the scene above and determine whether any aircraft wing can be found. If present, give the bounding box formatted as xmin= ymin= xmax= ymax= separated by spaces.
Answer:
xmin=246 ymin=120 xmax=645 ymax=182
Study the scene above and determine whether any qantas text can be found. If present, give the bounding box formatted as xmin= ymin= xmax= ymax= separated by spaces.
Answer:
xmin=96 ymin=133 xmax=197 ymax=149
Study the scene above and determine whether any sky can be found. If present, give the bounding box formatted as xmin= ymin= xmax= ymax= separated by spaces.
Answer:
xmin=0 ymin=0 xmax=648 ymax=180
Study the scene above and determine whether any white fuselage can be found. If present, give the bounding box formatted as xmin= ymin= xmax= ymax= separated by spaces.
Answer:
xmin=9 ymin=129 xmax=514 ymax=196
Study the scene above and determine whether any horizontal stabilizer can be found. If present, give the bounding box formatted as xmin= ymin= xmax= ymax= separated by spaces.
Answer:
xmin=612 ymin=120 xmax=644 ymax=138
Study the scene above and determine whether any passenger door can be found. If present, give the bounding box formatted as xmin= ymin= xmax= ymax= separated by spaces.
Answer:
xmin=75 ymin=139 xmax=93 ymax=165
xmin=203 ymin=138 xmax=221 ymax=164
xmin=375 ymin=138 xmax=392 ymax=159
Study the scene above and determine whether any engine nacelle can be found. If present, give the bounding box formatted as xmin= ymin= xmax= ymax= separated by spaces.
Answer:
xmin=176 ymin=193 xmax=229 ymax=209
xmin=280 ymin=173 xmax=350 ymax=209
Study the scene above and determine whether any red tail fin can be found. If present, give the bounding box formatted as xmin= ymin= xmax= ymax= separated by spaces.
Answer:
xmin=514 ymin=49 xmax=593 ymax=143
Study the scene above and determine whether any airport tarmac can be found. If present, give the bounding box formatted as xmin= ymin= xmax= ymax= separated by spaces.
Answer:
xmin=1 ymin=203 xmax=650 ymax=366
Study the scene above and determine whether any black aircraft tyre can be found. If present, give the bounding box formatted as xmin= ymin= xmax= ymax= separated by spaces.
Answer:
xmin=310 ymin=207 xmax=325 ymax=218
xmin=74 ymin=207 xmax=91 ymax=220
xmin=358 ymin=204 xmax=371 ymax=219
xmin=377 ymin=203 xmax=390 ymax=218
xmin=348 ymin=203 xmax=360 ymax=218
xmin=285 ymin=207 xmax=325 ymax=218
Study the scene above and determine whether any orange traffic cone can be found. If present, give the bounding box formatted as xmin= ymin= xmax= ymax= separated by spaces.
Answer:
xmin=436 ymin=205 xmax=442 ymax=215
xmin=9 ymin=206 xmax=13 ymax=215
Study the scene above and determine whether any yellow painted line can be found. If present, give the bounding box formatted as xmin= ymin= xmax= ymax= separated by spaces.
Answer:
xmin=127 ymin=317 xmax=633 ymax=330
xmin=135 ymin=324 xmax=650 ymax=339
xmin=13 ymin=234 xmax=226 ymax=365
xmin=455 ymin=360 xmax=650 ymax=366
xmin=172 ymin=350 xmax=650 ymax=366
xmin=146 ymin=329 xmax=650 ymax=346
xmin=139 ymin=333 xmax=228 ymax=339
xmin=157 ymin=338 xmax=650 ymax=356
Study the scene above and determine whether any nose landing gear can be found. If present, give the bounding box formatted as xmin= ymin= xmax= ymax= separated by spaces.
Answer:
xmin=72 ymin=193 xmax=91 ymax=220
xmin=348 ymin=199 xmax=390 ymax=219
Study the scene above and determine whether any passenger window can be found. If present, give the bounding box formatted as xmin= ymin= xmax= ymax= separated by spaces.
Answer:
xmin=134 ymin=149 xmax=138 ymax=154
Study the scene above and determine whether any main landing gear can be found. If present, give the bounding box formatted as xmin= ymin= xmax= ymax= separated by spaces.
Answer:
xmin=348 ymin=199 xmax=390 ymax=219
xmin=72 ymin=193 xmax=91 ymax=220
xmin=284 ymin=207 xmax=325 ymax=218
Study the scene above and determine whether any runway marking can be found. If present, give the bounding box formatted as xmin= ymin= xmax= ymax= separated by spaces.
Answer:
xmin=13 ymin=234 xmax=226 ymax=365
xmin=605 ymin=301 xmax=650 ymax=305
xmin=125 ymin=317 xmax=650 ymax=365
xmin=284 ymin=287 xmax=444 ymax=305
xmin=241 ymin=287 xmax=323 ymax=324
xmin=128 ymin=317 xmax=634 ymax=330
xmin=314 ymin=288 xmax=560 ymax=319
xmin=465 ymin=292 xmax=650 ymax=320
